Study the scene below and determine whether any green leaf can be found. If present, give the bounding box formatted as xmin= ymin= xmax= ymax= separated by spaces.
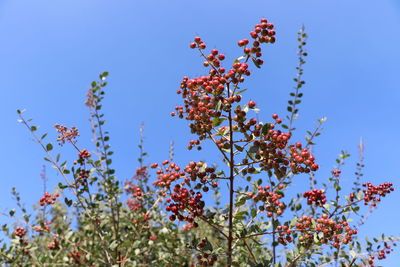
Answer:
xmin=236 ymin=89 xmax=247 ymax=94
xmin=234 ymin=144 xmax=244 ymax=152
xmin=215 ymin=100 xmax=222 ymax=112
xmin=334 ymin=182 xmax=341 ymax=191
xmin=64 ymin=198 xmax=72 ymax=207
xmin=9 ymin=209 xmax=15 ymax=216
xmin=251 ymin=208 xmax=257 ymax=218
xmin=235 ymin=195 xmax=247 ymax=207
xmin=235 ymin=211 xmax=248 ymax=220
xmin=58 ymin=182 xmax=68 ymax=189
xmin=234 ymin=56 xmax=246 ymax=63
xmin=212 ymin=117 xmax=226 ymax=127
xmin=109 ymin=240 xmax=118 ymax=250
xmin=261 ymin=123 xmax=272 ymax=135
xmin=46 ymin=143 xmax=53 ymax=151
xmin=203 ymin=240 xmax=213 ymax=251
xmin=290 ymin=216 xmax=297 ymax=227
xmin=319 ymin=116 xmax=327 ymax=123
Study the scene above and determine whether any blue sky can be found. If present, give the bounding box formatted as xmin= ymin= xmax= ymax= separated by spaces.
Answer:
xmin=1 ymin=0 xmax=400 ymax=265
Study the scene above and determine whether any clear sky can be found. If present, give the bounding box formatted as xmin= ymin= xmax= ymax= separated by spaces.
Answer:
xmin=1 ymin=0 xmax=399 ymax=265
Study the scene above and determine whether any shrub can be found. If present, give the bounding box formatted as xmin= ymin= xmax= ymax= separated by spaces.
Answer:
xmin=1 ymin=18 xmax=397 ymax=267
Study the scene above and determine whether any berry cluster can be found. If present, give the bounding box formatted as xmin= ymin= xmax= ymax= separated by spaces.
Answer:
xmin=244 ymin=18 xmax=276 ymax=53
xmin=175 ymin=74 xmax=227 ymax=139
xmin=166 ymin=184 xmax=204 ymax=226
xmin=258 ymin=129 xmax=291 ymax=178
xmin=34 ymin=222 xmax=51 ymax=232
xmin=153 ymin=161 xmax=218 ymax=191
xmin=14 ymin=227 xmax=29 ymax=254
xmin=238 ymin=115 xmax=318 ymax=178
xmin=76 ymin=149 xmax=91 ymax=165
xmin=253 ymin=185 xmax=286 ymax=217
xmin=377 ymin=242 xmax=393 ymax=260
xmin=125 ymin=184 xmax=143 ymax=212
xmin=240 ymin=119 xmax=290 ymax=176
xmin=303 ymin=189 xmax=327 ymax=207
xmin=78 ymin=149 xmax=91 ymax=159
xmin=125 ymin=167 xmax=150 ymax=213
xmin=132 ymin=166 xmax=148 ymax=180
xmin=189 ymin=36 xmax=206 ymax=50
xmin=125 ymin=179 xmax=144 ymax=198
xmin=195 ymin=238 xmax=218 ymax=266
xmin=39 ymin=192 xmax=59 ymax=206
xmin=76 ymin=169 xmax=89 ymax=185
xmin=183 ymin=161 xmax=218 ymax=191
xmin=362 ymin=182 xmax=394 ymax=206
xmin=232 ymin=104 xmax=259 ymax=133
xmin=152 ymin=160 xmax=218 ymax=224
xmin=238 ymin=21 xmax=276 ymax=67
xmin=276 ymin=225 xmax=293 ymax=245
xmin=263 ymin=126 xmax=291 ymax=150
xmin=174 ymin=19 xmax=276 ymax=145
xmin=187 ymin=139 xmax=201 ymax=150
xmin=289 ymin=142 xmax=319 ymax=173
xmin=47 ymin=235 xmax=60 ymax=250
xmin=331 ymin=169 xmax=341 ymax=177
xmin=153 ymin=161 xmax=183 ymax=188
xmin=196 ymin=253 xmax=218 ymax=266
xmin=315 ymin=214 xmax=357 ymax=247
xmin=55 ymin=124 xmax=79 ymax=145
xmin=68 ymin=250 xmax=84 ymax=265
xmin=294 ymin=214 xmax=357 ymax=248
xmin=14 ymin=227 xmax=27 ymax=238
xmin=368 ymin=242 xmax=394 ymax=265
